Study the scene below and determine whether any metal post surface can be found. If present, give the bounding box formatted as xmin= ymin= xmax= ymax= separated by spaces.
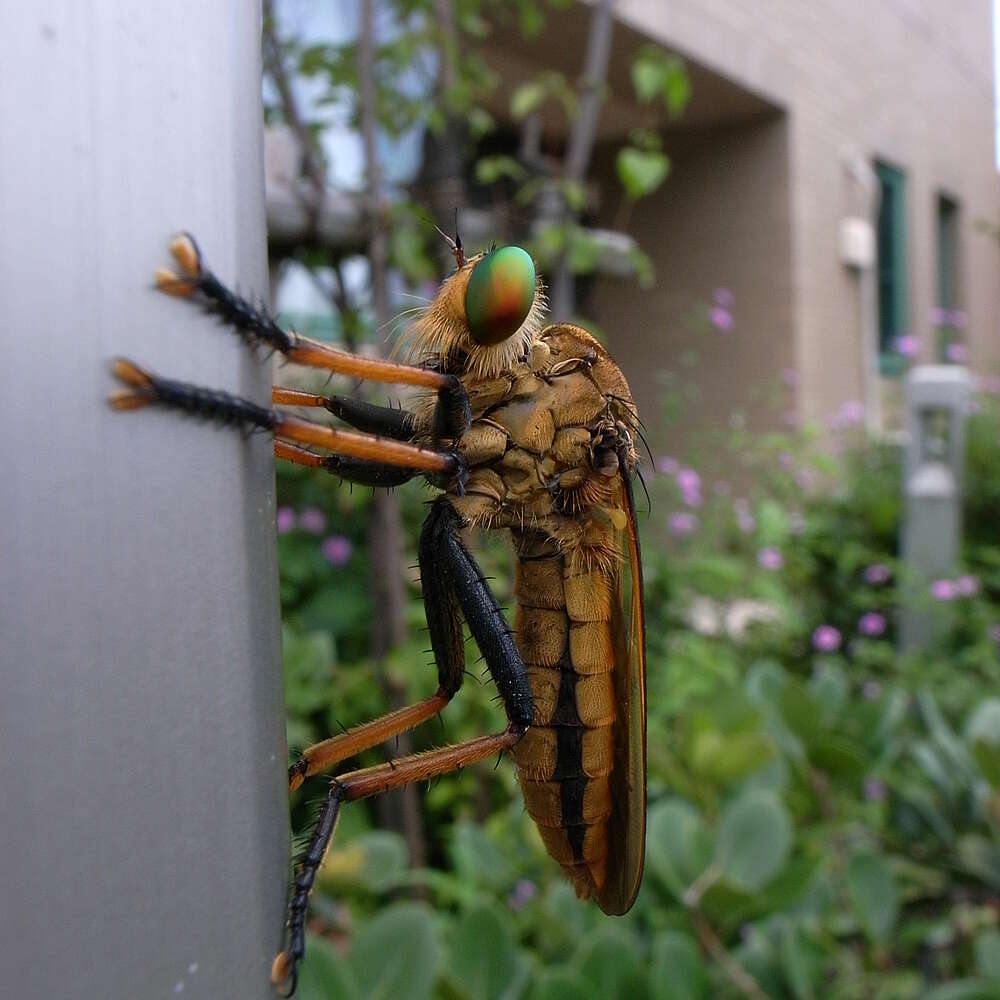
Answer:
xmin=899 ymin=365 xmax=971 ymax=650
xmin=0 ymin=4 xmax=288 ymax=998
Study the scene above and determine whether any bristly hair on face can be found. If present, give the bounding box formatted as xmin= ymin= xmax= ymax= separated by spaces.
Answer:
xmin=396 ymin=251 xmax=548 ymax=381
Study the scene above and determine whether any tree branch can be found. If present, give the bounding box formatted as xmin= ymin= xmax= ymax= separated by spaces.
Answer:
xmin=548 ymin=0 xmax=615 ymax=320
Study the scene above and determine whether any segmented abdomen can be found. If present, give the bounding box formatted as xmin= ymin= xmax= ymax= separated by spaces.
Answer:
xmin=510 ymin=530 xmax=616 ymax=901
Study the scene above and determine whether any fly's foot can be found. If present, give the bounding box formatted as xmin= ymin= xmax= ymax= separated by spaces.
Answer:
xmin=154 ymin=232 xmax=203 ymax=297
xmin=270 ymin=948 xmax=299 ymax=998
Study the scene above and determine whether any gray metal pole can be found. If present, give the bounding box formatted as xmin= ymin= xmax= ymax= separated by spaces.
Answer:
xmin=0 ymin=4 xmax=288 ymax=998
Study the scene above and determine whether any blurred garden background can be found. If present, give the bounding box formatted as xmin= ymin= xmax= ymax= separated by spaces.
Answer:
xmin=263 ymin=2 xmax=1000 ymax=997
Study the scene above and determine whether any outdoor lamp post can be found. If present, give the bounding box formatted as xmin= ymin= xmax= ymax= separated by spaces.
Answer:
xmin=899 ymin=365 xmax=971 ymax=651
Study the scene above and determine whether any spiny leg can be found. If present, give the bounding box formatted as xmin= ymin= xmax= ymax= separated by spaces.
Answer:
xmin=272 ymin=498 xmax=534 ymax=995
xmin=157 ymin=234 xmax=470 ymax=439
xmin=272 ymin=725 xmax=525 ymax=996
xmin=274 ymin=440 xmax=421 ymax=489
xmin=108 ymin=360 xmax=465 ymax=483
xmin=287 ymin=494 xmax=489 ymax=788
xmin=272 ymin=388 xmax=415 ymax=441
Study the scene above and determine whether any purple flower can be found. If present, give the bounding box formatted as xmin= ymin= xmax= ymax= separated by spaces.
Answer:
xmin=812 ymin=624 xmax=842 ymax=652
xmin=656 ymin=455 xmax=679 ymax=475
xmin=668 ymin=511 xmax=698 ymax=537
xmin=734 ymin=498 xmax=755 ymax=534
xmin=298 ymin=506 xmax=327 ymax=535
xmin=782 ymin=368 xmax=799 ymax=388
xmin=276 ymin=506 xmax=296 ymax=534
xmin=757 ymin=547 xmax=784 ymax=571
xmin=956 ymin=574 xmax=980 ymax=596
xmin=708 ymin=306 xmax=734 ymax=332
xmin=864 ymin=564 xmax=891 ymax=586
xmin=829 ymin=400 xmax=865 ymax=430
xmin=895 ymin=335 xmax=919 ymax=358
xmin=795 ymin=468 xmax=815 ymax=490
xmin=949 ymin=309 xmax=968 ymax=330
xmin=507 ymin=878 xmax=537 ymax=910
xmin=863 ymin=778 xmax=887 ymax=802
xmin=988 ymin=624 xmax=1000 ymax=644
xmin=713 ymin=287 xmax=734 ymax=307
xmin=676 ymin=468 xmax=702 ymax=507
xmin=858 ymin=612 xmax=887 ymax=637
xmin=321 ymin=535 xmax=353 ymax=567
xmin=930 ymin=306 xmax=948 ymax=326
xmin=946 ymin=342 xmax=968 ymax=363
xmin=930 ymin=579 xmax=957 ymax=601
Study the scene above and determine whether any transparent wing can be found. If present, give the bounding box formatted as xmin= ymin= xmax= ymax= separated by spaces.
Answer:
xmin=597 ymin=463 xmax=647 ymax=914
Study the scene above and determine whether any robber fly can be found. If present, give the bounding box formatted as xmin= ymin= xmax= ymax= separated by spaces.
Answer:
xmin=110 ymin=231 xmax=646 ymax=995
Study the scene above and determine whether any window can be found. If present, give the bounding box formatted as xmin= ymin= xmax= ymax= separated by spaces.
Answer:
xmin=875 ymin=162 xmax=908 ymax=375
xmin=936 ymin=194 xmax=960 ymax=360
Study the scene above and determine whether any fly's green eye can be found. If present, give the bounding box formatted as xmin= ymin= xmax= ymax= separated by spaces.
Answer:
xmin=464 ymin=246 xmax=536 ymax=346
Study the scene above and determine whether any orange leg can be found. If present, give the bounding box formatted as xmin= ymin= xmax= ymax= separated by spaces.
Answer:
xmin=287 ymin=692 xmax=451 ymax=792
xmin=157 ymin=233 xmax=452 ymax=392
xmin=109 ymin=360 xmax=461 ymax=480
xmin=271 ymin=723 xmax=527 ymax=996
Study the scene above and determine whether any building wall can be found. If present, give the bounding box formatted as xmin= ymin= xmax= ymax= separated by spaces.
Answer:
xmin=588 ymin=116 xmax=795 ymax=449
xmin=613 ymin=0 xmax=1000 ymax=428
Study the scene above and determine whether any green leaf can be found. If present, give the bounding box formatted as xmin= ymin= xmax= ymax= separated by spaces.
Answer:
xmin=966 ymin=698 xmax=1000 ymax=786
xmin=446 ymin=901 xmax=523 ymax=1000
xmin=716 ymin=791 xmax=793 ymax=891
xmin=922 ymin=980 xmax=1000 ymax=1000
xmin=807 ymin=734 xmax=870 ymax=785
xmin=646 ymin=799 xmax=714 ymax=898
xmin=475 ymin=155 xmax=527 ymax=185
xmin=650 ymin=931 xmax=707 ymax=1000
xmin=974 ymin=928 xmax=1000 ymax=980
xmin=532 ymin=968 xmax=591 ymax=1000
xmin=450 ymin=821 xmax=515 ymax=890
xmin=689 ymin=728 xmax=775 ymax=785
xmin=630 ymin=47 xmax=691 ymax=117
xmin=576 ymin=926 xmax=642 ymax=1000
xmin=511 ymin=81 xmax=545 ymax=120
xmin=297 ymin=934 xmax=359 ymax=1000
xmin=957 ymin=835 xmax=1000 ymax=889
xmin=352 ymin=831 xmax=409 ymax=892
xmin=777 ymin=679 xmax=824 ymax=743
xmin=778 ymin=922 xmax=821 ymax=1000
xmin=349 ymin=903 xmax=438 ymax=1000
xmin=845 ymin=853 xmax=899 ymax=940
xmin=616 ymin=148 xmax=670 ymax=201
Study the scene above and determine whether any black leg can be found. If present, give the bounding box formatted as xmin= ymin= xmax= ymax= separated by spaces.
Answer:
xmin=273 ymin=500 xmax=533 ymax=995
xmin=157 ymin=234 xmax=470 ymax=439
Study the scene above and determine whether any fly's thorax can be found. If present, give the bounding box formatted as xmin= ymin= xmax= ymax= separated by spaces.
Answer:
xmin=428 ymin=325 xmax=637 ymax=570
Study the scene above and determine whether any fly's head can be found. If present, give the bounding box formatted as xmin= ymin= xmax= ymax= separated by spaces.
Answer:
xmin=402 ymin=243 xmax=547 ymax=381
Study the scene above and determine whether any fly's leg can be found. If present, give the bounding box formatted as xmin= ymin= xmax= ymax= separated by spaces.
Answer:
xmin=272 ymin=499 xmax=534 ymax=996
xmin=287 ymin=493 xmax=499 ymax=787
xmin=156 ymin=234 xmax=470 ymax=440
xmin=108 ymin=360 xmax=466 ymax=487
xmin=272 ymin=388 xmax=415 ymax=441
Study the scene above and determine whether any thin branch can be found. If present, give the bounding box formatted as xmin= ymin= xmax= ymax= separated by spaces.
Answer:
xmin=549 ymin=0 xmax=616 ymax=320
xmin=262 ymin=0 xmax=327 ymax=229
xmin=689 ymin=910 xmax=771 ymax=1000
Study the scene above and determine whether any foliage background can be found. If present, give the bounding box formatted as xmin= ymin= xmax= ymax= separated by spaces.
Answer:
xmin=266 ymin=2 xmax=1000 ymax=997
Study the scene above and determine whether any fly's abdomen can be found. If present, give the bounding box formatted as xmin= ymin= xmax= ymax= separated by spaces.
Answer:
xmin=511 ymin=531 xmax=616 ymax=901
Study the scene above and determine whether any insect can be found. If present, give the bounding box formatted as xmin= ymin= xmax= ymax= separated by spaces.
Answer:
xmin=110 ymin=231 xmax=646 ymax=995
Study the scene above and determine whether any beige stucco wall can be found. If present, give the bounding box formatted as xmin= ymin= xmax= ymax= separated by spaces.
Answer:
xmin=589 ymin=116 xmax=795 ymax=450
xmin=613 ymin=0 xmax=1000 ymax=429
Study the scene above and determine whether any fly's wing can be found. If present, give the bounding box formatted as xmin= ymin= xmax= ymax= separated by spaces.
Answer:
xmin=597 ymin=454 xmax=647 ymax=915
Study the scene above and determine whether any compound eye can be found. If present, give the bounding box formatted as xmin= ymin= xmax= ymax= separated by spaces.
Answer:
xmin=464 ymin=246 xmax=536 ymax=346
